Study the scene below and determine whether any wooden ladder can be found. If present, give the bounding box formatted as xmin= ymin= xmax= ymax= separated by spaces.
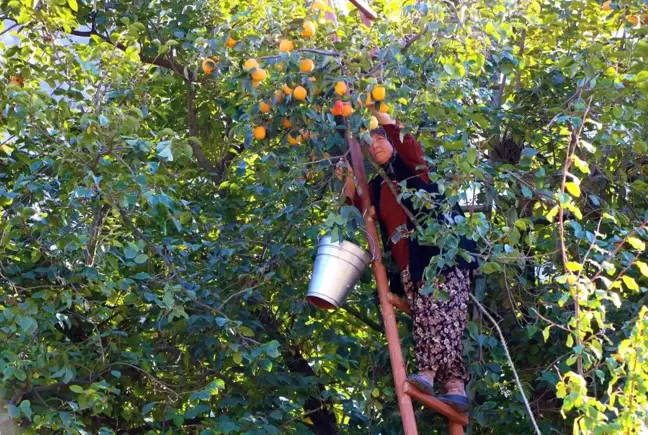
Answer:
xmin=347 ymin=136 xmax=468 ymax=435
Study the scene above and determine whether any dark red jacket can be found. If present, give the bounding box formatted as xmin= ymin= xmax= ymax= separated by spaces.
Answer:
xmin=354 ymin=122 xmax=429 ymax=271
xmin=354 ymin=123 xmax=478 ymax=281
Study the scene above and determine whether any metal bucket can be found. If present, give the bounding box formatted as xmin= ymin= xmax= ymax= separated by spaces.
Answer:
xmin=306 ymin=235 xmax=374 ymax=310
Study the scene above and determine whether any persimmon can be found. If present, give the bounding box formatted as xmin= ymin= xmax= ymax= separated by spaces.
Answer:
xmin=253 ymin=126 xmax=267 ymax=140
xmin=279 ymin=39 xmax=294 ymax=52
xmin=293 ymin=86 xmax=307 ymax=101
xmin=334 ymin=81 xmax=347 ymax=96
xmin=244 ymin=58 xmax=260 ymax=70
xmin=302 ymin=21 xmax=316 ymax=38
xmin=299 ymin=59 xmax=315 ymax=73
xmin=251 ymin=68 xmax=268 ymax=81
xmin=371 ymin=86 xmax=386 ymax=101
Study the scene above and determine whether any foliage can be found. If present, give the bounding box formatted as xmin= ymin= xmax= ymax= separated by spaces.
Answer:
xmin=1 ymin=0 xmax=648 ymax=434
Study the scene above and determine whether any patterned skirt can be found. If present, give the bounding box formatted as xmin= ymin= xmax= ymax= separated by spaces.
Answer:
xmin=400 ymin=266 xmax=471 ymax=385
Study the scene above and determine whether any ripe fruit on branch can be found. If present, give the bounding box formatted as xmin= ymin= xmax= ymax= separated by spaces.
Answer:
xmin=312 ymin=0 xmax=327 ymax=10
xmin=202 ymin=58 xmax=218 ymax=74
xmin=378 ymin=102 xmax=389 ymax=113
xmin=334 ymin=81 xmax=347 ymax=96
xmin=330 ymin=100 xmax=344 ymax=116
xmin=244 ymin=58 xmax=260 ymax=70
xmin=283 ymin=84 xmax=293 ymax=95
xmin=253 ymin=126 xmax=267 ymax=140
xmin=302 ymin=21 xmax=316 ymax=38
xmin=251 ymin=68 xmax=268 ymax=81
xmin=226 ymin=37 xmax=237 ymax=48
xmin=357 ymin=92 xmax=373 ymax=106
xmin=279 ymin=39 xmax=294 ymax=52
xmin=293 ymin=86 xmax=307 ymax=101
xmin=371 ymin=86 xmax=386 ymax=101
xmin=369 ymin=116 xmax=379 ymax=130
xmin=342 ymin=103 xmax=353 ymax=117
xmin=288 ymin=132 xmax=303 ymax=145
xmin=282 ymin=117 xmax=292 ymax=128
xmin=627 ymin=15 xmax=639 ymax=25
xmin=259 ymin=101 xmax=271 ymax=113
xmin=299 ymin=59 xmax=315 ymax=73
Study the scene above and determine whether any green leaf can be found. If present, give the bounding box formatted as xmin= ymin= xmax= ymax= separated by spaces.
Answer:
xmin=68 ymin=0 xmax=78 ymax=11
xmin=622 ymin=275 xmax=639 ymax=292
xmin=265 ymin=340 xmax=281 ymax=358
xmin=18 ymin=316 xmax=37 ymax=332
xmin=157 ymin=141 xmax=173 ymax=161
xmin=240 ymin=326 xmax=255 ymax=337
xmin=546 ymin=205 xmax=559 ymax=222
xmin=20 ymin=400 xmax=32 ymax=421
xmin=636 ymin=261 xmax=648 ymax=277
xmin=627 ymin=237 xmax=646 ymax=251
xmin=233 ymin=353 xmax=243 ymax=364
xmin=542 ymin=326 xmax=551 ymax=342
xmin=69 ymin=385 xmax=84 ymax=393
xmin=134 ymin=254 xmax=149 ymax=264
xmin=124 ymin=246 xmax=138 ymax=259
xmin=565 ymin=182 xmax=581 ymax=198
xmin=571 ymin=155 xmax=590 ymax=174
xmin=7 ymin=404 xmax=20 ymax=418
xmin=566 ymin=262 xmax=582 ymax=272
xmin=467 ymin=148 xmax=477 ymax=164
xmin=142 ymin=402 xmax=156 ymax=415
xmin=443 ymin=64 xmax=456 ymax=76
xmin=481 ymin=262 xmax=501 ymax=274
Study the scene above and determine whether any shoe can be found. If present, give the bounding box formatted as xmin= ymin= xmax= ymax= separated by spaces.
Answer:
xmin=406 ymin=373 xmax=435 ymax=395
xmin=438 ymin=394 xmax=471 ymax=413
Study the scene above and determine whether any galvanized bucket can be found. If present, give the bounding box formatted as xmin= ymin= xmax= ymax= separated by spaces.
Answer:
xmin=306 ymin=234 xmax=375 ymax=310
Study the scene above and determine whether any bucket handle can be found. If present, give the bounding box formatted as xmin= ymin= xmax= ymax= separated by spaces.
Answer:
xmin=317 ymin=229 xmax=379 ymax=263
xmin=360 ymin=228 xmax=378 ymax=263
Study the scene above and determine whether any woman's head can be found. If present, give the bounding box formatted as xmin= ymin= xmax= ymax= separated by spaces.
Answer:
xmin=368 ymin=128 xmax=394 ymax=165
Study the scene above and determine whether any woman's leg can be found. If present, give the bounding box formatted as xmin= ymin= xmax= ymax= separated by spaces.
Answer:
xmin=410 ymin=268 xmax=471 ymax=389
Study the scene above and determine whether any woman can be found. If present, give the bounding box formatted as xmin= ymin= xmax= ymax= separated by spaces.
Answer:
xmin=338 ymin=108 xmax=478 ymax=413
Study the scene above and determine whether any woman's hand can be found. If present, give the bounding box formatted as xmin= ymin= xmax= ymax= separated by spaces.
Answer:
xmin=336 ymin=158 xmax=356 ymax=201
xmin=370 ymin=105 xmax=396 ymax=126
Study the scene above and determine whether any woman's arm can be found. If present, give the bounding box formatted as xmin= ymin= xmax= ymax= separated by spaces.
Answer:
xmin=337 ymin=159 xmax=362 ymax=209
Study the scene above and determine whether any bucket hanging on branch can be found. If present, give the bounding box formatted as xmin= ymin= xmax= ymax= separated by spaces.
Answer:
xmin=306 ymin=233 xmax=376 ymax=310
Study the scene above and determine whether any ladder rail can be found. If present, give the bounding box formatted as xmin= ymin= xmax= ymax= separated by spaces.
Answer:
xmin=347 ymin=135 xmax=467 ymax=435
xmin=347 ymin=136 xmax=419 ymax=435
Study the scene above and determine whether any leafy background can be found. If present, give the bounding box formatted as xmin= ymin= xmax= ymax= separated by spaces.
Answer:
xmin=1 ymin=0 xmax=648 ymax=433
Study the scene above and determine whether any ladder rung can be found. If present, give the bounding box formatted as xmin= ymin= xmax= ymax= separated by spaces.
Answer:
xmin=387 ymin=292 xmax=411 ymax=315
xmin=403 ymin=382 xmax=469 ymax=426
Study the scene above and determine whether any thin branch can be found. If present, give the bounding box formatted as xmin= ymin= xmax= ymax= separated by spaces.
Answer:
xmin=260 ymin=48 xmax=340 ymax=60
xmin=341 ymin=304 xmax=384 ymax=333
xmin=559 ymin=97 xmax=593 ymax=377
xmin=0 ymin=22 xmax=21 ymax=37
xmin=591 ymin=219 xmax=648 ymax=282
xmin=531 ymin=308 xmax=571 ymax=332
xmin=469 ymin=293 xmax=542 ymax=435
xmin=70 ymin=28 xmax=193 ymax=81
xmin=515 ymin=29 xmax=526 ymax=93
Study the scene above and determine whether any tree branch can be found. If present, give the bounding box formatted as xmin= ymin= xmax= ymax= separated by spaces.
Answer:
xmin=185 ymin=81 xmax=220 ymax=181
xmin=469 ymin=293 xmax=541 ymax=435
xmin=70 ymin=29 xmax=193 ymax=81
xmin=341 ymin=304 xmax=384 ymax=333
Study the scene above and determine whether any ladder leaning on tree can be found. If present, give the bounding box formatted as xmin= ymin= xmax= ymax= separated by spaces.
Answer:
xmin=322 ymin=1 xmax=469 ymax=432
xmin=347 ymin=135 xmax=469 ymax=435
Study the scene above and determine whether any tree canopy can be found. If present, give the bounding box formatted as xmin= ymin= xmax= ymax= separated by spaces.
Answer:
xmin=1 ymin=0 xmax=648 ymax=433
